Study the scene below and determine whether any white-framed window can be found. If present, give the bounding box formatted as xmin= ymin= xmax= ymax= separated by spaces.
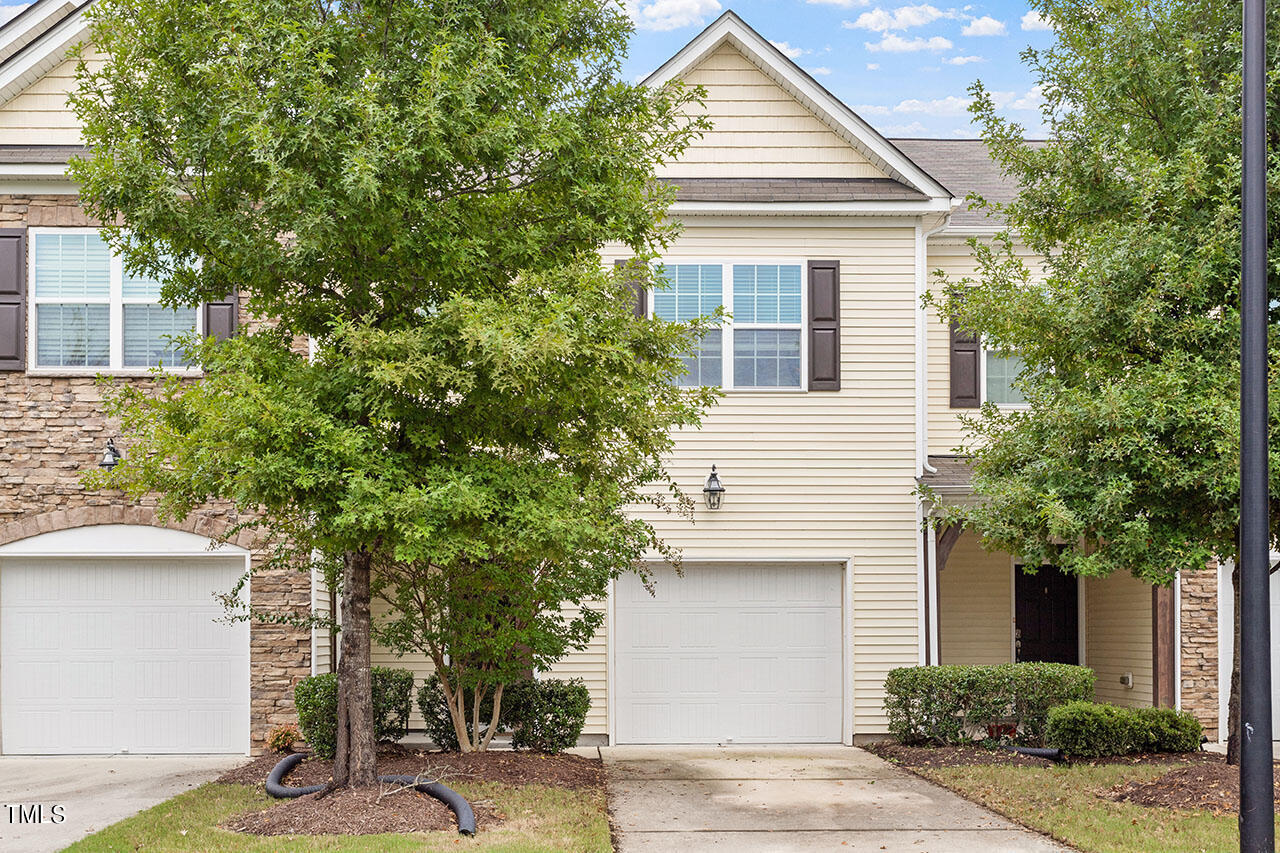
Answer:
xmin=983 ymin=349 xmax=1028 ymax=406
xmin=650 ymin=260 xmax=807 ymax=391
xmin=28 ymin=228 xmax=201 ymax=373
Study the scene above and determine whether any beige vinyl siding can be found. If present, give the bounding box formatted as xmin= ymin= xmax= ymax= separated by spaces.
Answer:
xmin=925 ymin=238 xmax=1047 ymax=456
xmin=0 ymin=47 xmax=102 ymax=145
xmin=541 ymin=600 xmax=608 ymax=735
xmin=601 ymin=220 xmax=920 ymax=734
xmin=1085 ymin=572 xmax=1154 ymax=707
xmin=938 ymin=532 xmax=1012 ymax=665
xmin=310 ymin=567 xmax=333 ymax=676
xmin=660 ymin=44 xmax=889 ymax=179
xmin=370 ymin=597 xmax=436 ymax=730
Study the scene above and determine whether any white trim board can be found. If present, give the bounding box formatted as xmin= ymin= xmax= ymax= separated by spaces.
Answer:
xmin=0 ymin=523 xmax=248 ymax=556
xmin=0 ymin=0 xmax=90 ymax=107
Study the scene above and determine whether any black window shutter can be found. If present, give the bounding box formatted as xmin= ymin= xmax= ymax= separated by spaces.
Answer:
xmin=949 ymin=321 xmax=980 ymax=407
xmin=615 ymin=259 xmax=647 ymax=318
xmin=0 ymin=228 xmax=27 ymax=371
xmin=808 ymin=259 xmax=840 ymax=391
xmin=202 ymin=288 xmax=239 ymax=341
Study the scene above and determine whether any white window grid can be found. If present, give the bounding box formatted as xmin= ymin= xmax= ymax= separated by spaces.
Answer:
xmin=649 ymin=259 xmax=809 ymax=392
xmin=981 ymin=345 xmax=1030 ymax=409
xmin=27 ymin=227 xmax=203 ymax=374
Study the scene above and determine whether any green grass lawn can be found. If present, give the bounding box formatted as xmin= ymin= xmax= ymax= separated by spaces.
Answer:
xmin=918 ymin=762 xmax=1276 ymax=853
xmin=64 ymin=781 xmax=612 ymax=853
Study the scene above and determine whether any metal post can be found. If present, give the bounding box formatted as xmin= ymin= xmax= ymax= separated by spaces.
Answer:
xmin=1240 ymin=0 xmax=1275 ymax=849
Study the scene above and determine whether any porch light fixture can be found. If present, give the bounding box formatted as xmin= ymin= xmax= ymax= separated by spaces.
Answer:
xmin=703 ymin=465 xmax=725 ymax=510
xmin=99 ymin=438 xmax=123 ymax=470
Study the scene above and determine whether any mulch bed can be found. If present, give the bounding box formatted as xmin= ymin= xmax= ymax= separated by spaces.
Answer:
xmin=224 ymin=785 xmax=472 ymax=836
xmin=218 ymin=745 xmax=604 ymax=837
xmin=217 ymin=744 xmax=605 ymax=790
xmin=864 ymin=741 xmax=1058 ymax=768
xmin=1107 ymin=757 xmax=1280 ymax=814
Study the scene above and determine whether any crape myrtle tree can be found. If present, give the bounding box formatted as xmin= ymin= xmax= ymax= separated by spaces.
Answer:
xmin=926 ymin=0 xmax=1280 ymax=764
xmin=73 ymin=0 xmax=715 ymax=784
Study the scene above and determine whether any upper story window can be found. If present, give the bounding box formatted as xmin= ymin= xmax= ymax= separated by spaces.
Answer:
xmin=651 ymin=261 xmax=806 ymax=390
xmin=29 ymin=229 xmax=199 ymax=371
xmin=984 ymin=351 xmax=1027 ymax=406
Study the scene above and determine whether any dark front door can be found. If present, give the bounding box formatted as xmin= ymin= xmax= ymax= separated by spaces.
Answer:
xmin=1015 ymin=565 xmax=1079 ymax=664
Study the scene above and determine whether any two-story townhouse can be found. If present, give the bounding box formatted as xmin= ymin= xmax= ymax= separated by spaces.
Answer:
xmin=0 ymin=3 xmax=1260 ymax=755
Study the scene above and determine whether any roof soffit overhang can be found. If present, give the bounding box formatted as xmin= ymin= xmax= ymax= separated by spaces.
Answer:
xmin=644 ymin=10 xmax=955 ymax=204
xmin=0 ymin=0 xmax=91 ymax=108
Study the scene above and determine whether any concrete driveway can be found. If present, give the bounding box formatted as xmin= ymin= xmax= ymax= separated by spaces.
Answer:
xmin=603 ymin=745 xmax=1070 ymax=852
xmin=0 ymin=754 xmax=244 ymax=853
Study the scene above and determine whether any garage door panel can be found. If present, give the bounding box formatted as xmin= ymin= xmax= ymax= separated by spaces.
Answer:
xmin=616 ymin=563 xmax=844 ymax=744
xmin=2 ymin=557 xmax=249 ymax=754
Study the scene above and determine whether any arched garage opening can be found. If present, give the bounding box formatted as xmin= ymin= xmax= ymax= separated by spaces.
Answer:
xmin=0 ymin=524 xmax=250 ymax=754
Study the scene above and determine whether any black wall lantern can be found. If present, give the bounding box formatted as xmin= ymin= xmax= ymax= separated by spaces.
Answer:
xmin=99 ymin=438 xmax=123 ymax=470
xmin=703 ymin=465 xmax=725 ymax=510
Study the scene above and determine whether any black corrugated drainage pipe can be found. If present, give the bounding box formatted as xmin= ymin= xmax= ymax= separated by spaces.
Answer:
xmin=999 ymin=745 xmax=1064 ymax=762
xmin=265 ymin=753 xmax=477 ymax=836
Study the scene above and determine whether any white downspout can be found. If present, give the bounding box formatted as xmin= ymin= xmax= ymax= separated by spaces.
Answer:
xmin=916 ymin=218 xmax=951 ymax=477
xmin=916 ymin=216 xmax=950 ymax=666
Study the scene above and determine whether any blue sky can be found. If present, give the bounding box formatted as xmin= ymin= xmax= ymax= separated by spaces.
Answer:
xmin=1 ymin=0 xmax=1053 ymax=138
xmin=623 ymin=0 xmax=1053 ymax=138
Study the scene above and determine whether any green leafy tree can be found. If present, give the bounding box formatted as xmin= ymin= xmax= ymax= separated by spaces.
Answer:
xmin=926 ymin=0 xmax=1279 ymax=764
xmin=72 ymin=0 xmax=711 ymax=783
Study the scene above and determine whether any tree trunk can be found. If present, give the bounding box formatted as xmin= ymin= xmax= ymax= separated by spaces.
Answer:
xmin=332 ymin=548 xmax=379 ymax=787
xmin=1227 ymin=560 xmax=1242 ymax=766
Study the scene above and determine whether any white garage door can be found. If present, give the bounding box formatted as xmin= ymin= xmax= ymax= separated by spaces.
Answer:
xmin=614 ymin=562 xmax=844 ymax=744
xmin=1 ymin=557 xmax=250 ymax=754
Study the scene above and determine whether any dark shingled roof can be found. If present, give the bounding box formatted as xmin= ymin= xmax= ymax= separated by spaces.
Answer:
xmin=918 ymin=455 xmax=972 ymax=488
xmin=889 ymin=139 xmax=1040 ymax=228
xmin=663 ymin=177 xmax=927 ymax=203
xmin=0 ymin=144 xmax=89 ymax=163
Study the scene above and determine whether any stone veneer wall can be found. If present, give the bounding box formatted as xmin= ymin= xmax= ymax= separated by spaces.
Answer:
xmin=1179 ymin=566 xmax=1220 ymax=740
xmin=0 ymin=193 xmax=312 ymax=754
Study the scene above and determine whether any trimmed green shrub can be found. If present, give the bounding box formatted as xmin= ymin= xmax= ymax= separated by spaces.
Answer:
xmin=416 ymin=674 xmax=500 ymax=752
xmin=294 ymin=667 xmax=415 ymax=759
xmin=505 ymin=678 xmax=591 ymax=753
xmin=883 ymin=663 xmax=1095 ymax=746
xmin=295 ymin=672 xmax=339 ymax=758
xmin=1046 ymin=701 xmax=1203 ymax=758
xmin=372 ymin=667 xmax=414 ymax=744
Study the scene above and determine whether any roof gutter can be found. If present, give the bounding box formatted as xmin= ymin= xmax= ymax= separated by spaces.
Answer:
xmin=669 ymin=198 xmax=953 ymax=217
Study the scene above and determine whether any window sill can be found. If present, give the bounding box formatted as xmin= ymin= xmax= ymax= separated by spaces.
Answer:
xmin=24 ymin=368 xmax=203 ymax=378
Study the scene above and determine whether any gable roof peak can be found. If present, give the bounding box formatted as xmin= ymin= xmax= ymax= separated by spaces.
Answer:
xmin=644 ymin=10 xmax=952 ymax=201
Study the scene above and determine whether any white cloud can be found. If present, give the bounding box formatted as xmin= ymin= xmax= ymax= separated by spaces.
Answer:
xmin=942 ymin=54 xmax=985 ymax=65
xmin=806 ymin=66 xmax=834 ymax=75
xmin=1006 ymin=84 xmax=1045 ymax=111
xmin=961 ymin=15 xmax=1007 ymax=36
xmin=854 ymin=103 xmax=893 ymax=115
xmin=0 ymin=4 xmax=28 ymax=24
xmin=1021 ymin=10 xmax=1052 ymax=30
xmin=845 ymin=4 xmax=953 ymax=32
xmin=866 ymin=62 xmax=881 ymax=70
xmin=892 ymin=95 xmax=973 ymax=115
xmin=865 ymin=33 xmax=953 ymax=52
xmin=624 ymin=0 xmax=721 ymax=32
xmin=951 ymin=127 xmax=981 ymax=138
xmin=806 ymin=0 xmax=870 ymax=7
xmin=770 ymin=40 xmax=806 ymax=58
xmin=880 ymin=121 xmax=931 ymax=135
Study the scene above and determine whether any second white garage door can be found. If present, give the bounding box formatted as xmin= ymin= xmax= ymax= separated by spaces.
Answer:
xmin=614 ymin=562 xmax=844 ymax=744
xmin=1 ymin=556 xmax=250 ymax=754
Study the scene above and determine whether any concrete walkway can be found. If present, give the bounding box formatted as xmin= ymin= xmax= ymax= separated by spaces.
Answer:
xmin=0 ymin=754 xmax=243 ymax=853
xmin=603 ymin=745 xmax=1071 ymax=852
